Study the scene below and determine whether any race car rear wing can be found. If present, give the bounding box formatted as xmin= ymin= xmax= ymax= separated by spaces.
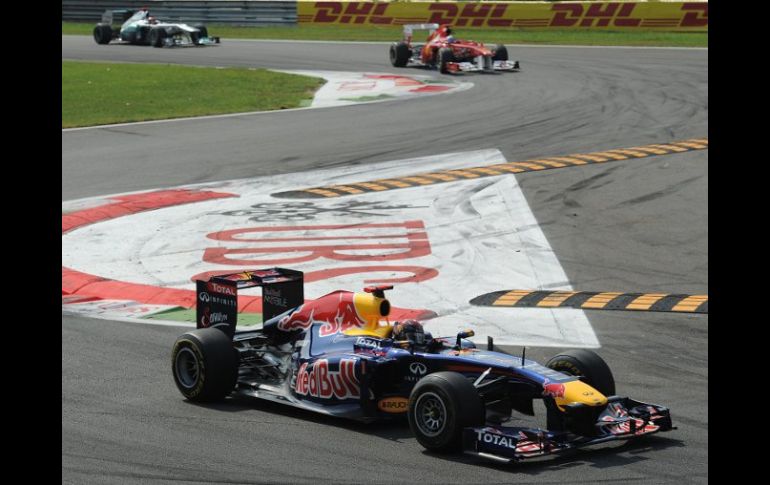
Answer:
xmin=402 ymin=23 xmax=439 ymax=43
xmin=196 ymin=268 xmax=304 ymax=338
xmin=101 ymin=9 xmax=134 ymax=26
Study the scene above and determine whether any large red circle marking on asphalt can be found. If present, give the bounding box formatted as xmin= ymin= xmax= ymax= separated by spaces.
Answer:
xmin=62 ymin=188 xmax=429 ymax=319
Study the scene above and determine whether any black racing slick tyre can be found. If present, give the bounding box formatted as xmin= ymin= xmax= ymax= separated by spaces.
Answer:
xmin=545 ymin=349 xmax=615 ymax=432
xmin=93 ymin=23 xmax=112 ymax=45
xmin=171 ymin=328 xmax=238 ymax=402
xmin=437 ymin=47 xmax=455 ymax=74
xmin=390 ymin=41 xmax=410 ymax=67
xmin=546 ymin=349 xmax=615 ymax=396
xmin=194 ymin=24 xmax=209 ymax=40
xmin=491 ymin=44 xmax=508 ymax=61
xmin=149 ymin=27 xmax=166 ymax=48
xmin=408 ymin=372 xmax=485 ymax=452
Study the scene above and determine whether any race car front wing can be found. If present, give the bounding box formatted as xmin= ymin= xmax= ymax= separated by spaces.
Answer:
xmin=446 ymin=58 xmax=520 ymax=73
xmin=462 ymin=397 xmax=674 ymax=463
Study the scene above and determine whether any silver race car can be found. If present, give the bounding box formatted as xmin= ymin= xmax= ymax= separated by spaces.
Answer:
xmin=93 ymin=8 xmax=220 ymax=47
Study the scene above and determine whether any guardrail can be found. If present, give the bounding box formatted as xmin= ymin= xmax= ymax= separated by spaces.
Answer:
xmin=62 ymin=0 xmax=297 ymax=26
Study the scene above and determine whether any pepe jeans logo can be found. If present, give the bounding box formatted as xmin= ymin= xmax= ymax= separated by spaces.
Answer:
xmin=409 ymin=362 xmax=427 ymax=375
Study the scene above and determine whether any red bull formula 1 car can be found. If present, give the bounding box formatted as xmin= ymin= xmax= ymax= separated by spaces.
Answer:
xmin=171 ymin=268 xmax=673 ymax=463
xmin=389 ymin=23 xmax=520 ymax=74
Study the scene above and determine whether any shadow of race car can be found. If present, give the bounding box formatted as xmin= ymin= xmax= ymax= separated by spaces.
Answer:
xmin=93 ymin=8 xmax=220 ymax=47
xmin=171 ymin=268 xmax=673 ymax=463
xmin=389 ymin=23 xmax=519 ymax=74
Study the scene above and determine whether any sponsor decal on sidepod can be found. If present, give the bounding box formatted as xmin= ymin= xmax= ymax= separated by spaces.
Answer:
xmin=378 ymin=397 xmax=409 ymax=413
xmin=294 ymin=359 xmax=360 ymax=399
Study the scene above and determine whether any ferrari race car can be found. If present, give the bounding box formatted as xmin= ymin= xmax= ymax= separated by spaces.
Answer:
xmin=389 ymin=23 xmax=520 ymax=74
xmin=172 ymin=268 xmax=674 ymax=463
xmin=93 ymin=8 xmax=220 ymax=47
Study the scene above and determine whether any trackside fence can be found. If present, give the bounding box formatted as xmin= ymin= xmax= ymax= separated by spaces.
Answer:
xmin=62 ymin=0 xmax=298 ymax=26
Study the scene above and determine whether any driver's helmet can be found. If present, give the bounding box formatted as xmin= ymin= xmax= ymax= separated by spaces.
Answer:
xmin=148 ymin=16 xmax=158 ymax=24
xmin=393 ymin=320 xmax=427 ymax=346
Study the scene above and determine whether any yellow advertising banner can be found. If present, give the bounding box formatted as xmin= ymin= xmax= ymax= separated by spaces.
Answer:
xmin=297 ymin=1 xmax=708 ymax=31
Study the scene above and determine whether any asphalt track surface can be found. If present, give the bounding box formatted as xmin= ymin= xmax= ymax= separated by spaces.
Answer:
xmin=62 ymin=36 xmax=708 ymax=484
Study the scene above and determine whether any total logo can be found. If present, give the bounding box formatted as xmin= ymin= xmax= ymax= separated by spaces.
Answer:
xmin=475 ymin=431 xmax=518 ymax=449
xmin=207 ymin=282 xmax=236 ymax=296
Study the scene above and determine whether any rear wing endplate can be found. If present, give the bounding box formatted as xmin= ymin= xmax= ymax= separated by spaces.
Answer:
xmin=196 ymin=268 xmax=304 ymax=338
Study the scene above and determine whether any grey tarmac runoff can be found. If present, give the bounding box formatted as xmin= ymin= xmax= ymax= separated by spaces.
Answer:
xmin=62 ymin=35 xmax=707 ymax=483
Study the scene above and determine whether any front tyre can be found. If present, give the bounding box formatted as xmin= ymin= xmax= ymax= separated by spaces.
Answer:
xmin=491 ymin=44 xmax=508 ymax=61
xmin=437 ymin=47 xmax=455 ymax=74
xmin=408 ymin=372 xmax=484 ymax=452
xmin=545 ymin=349 xmax=615 ymax=431
xmin=194 ymin=24 xmax=209 ymax=40
xmin=171 ymin=328 xmax=237 ymax=402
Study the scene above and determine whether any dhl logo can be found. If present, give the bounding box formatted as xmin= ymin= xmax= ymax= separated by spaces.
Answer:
xmin=302 ymin=2 xmax=392 ymax=25
xmin=298 ymin=2 xmax=708 ymax=30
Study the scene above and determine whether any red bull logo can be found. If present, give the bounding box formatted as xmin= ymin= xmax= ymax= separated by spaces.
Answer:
xmin=294 ymin=359 xmax=360 ymax=399
xmin=277 ymin=291 xmax=367 ymax=336
xmin=542 ymin=380 xmax=566 ymax=398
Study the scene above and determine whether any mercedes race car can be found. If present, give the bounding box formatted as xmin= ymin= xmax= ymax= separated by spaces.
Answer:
xmin=93 ymin=8 xmax=220 ymax=47
xmin=389 ymin=24 xmax=519 ymax=74
xmin=172 ymin=268 xmax=673 ymax=463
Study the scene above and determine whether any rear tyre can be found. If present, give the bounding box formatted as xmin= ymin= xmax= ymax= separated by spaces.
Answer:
xmin=437 ymin=47 xmax=455 ymax=74
xmin=149 ymin=27 xmax=167 ymax=48
xmin=93 ymin=23 xmax=112 ymax=45
xmin=408 ymin=372 xmax=485 ymax=452
xmin=491 ymin=44 xmax=508 ymax=61
xmin=545 ymin=349 xmax=616 ymax=431
xmin=389 ymin=41 xmax=410 ymax=67
xmin=171 ymin=328 xmax=238 ymax=402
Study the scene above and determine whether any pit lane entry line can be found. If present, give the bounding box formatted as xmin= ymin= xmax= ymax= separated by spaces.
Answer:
xmin=470 ymin=290 xmax=708 ymax=314
xmin=272 ymin=138 xmax=707 ymax=199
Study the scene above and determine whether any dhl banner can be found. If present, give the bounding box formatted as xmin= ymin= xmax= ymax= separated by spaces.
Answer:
xmin=297 ymin=1 xmax=708 ymax=30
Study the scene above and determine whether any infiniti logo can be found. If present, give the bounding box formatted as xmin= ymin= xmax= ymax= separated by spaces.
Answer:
xmin=198 ymin=292 xmax=210 ymax=302
xmin=409 ymin=362 xmax=427 ymax=375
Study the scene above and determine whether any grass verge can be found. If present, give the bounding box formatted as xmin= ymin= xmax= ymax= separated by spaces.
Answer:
xmin=62 ymin=60 xmax=325 ymax=128
xmin=63 ymin=22 xmax=707 ymax=47
xmin=146 ymin=307 xmax=264 ymax=327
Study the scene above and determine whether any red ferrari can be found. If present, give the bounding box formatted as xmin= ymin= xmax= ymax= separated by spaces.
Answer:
xmin=389 ymin=23 xmax=520 ymax=74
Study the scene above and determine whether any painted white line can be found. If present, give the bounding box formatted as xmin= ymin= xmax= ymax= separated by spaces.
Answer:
xmin=63 ymin=309 xmax=195 ymax=329
xmin=63 ymin=149 xmax=599 ymax=348
xmin=62 ymin=70 xmax=471 ymax=132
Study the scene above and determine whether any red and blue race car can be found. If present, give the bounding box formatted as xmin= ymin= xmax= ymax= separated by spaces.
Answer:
xmin=389 ymin=24 xmax=520 ymax=74
xmin=171 ymin=268 xmax=673 ymax=463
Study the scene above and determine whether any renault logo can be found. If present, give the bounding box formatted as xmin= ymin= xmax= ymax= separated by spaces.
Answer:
xmin=409 ymin=362 xmax=427 ymax=375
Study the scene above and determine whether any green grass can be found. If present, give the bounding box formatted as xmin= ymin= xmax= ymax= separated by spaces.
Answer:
xmin=62 ymin=60 xmax=325 ymax=127
xmin=145 ymin=307 xmax=264 ymax=327
xmin=63 ymin=21 xmax=707 ymax=47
